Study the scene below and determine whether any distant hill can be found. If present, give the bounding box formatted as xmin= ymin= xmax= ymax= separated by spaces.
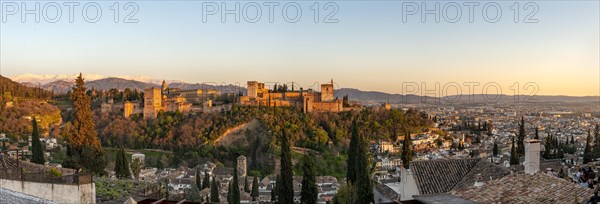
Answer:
xmin=0 ymin=75 xmax=52 ymax=99
xmin=335 ymin=88 xmax=434 ymax=104
xmin=336 ymin=88 xmax=599 ymax=104
xmin=15 ymin=77 xmax=246 ymax=94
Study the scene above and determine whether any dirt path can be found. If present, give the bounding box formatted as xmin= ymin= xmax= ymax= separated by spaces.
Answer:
xmin=213 ymin=119 xmax=260 ymax=146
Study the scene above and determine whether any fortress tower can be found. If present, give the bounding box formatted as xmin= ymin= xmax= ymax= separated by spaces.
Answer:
xmin=143 ymin=87 xmax=163 ymax=119
xmin=237 ymin=155 xmax=247 ymax=177
xmin=247 ymin=81 xmax=258 ymax=98
xmin=320 ymin=79 xmax=335 ymax=102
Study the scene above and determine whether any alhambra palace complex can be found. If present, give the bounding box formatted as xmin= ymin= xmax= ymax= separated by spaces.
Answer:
xmin=107 ymin=80 xmax=345 ymax=119
xmin=239 ymin=80 xmax=343 ymax=113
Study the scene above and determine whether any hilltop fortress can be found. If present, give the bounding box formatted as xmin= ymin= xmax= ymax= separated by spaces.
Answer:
xmin=106 ymin=80 xmax=345 ymax=120
xmin=240 ymin=80 xmax=343 ymax=113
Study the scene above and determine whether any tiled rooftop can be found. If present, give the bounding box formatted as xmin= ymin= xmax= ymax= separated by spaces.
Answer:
xmin=411 ymin=158 xmax=511 ymax=195
xmin=449 ymin=173 xmax=594 ymax=204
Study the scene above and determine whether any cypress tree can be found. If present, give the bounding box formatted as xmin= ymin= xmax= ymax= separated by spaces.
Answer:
xmin=492 ymin=142 xmax=498 ymax=157
xmin=355 ymin=124 xmax=374 ymax=204
xmin=196 ymin=168 xmax=202 ymax=190
xmin=244 ymin=177 xmax=250 ymax=193
xmin=584 ymin=129 xmax=593 ymax=164
xmin=401 ymin=128 xmax=413 ymax=169
xmin=279 ymin=131 xmax=294 ymax=204
xmin=251 ymin=176 xmax=259 ymax=201
xmin=517 ymin=116 xmax=526 ymax=156
xmin=228 ymin=181 xmax=233 ymax=203
xmin=300 ymin=153 xmax=318 ymax=204
xmin=30 ymin=117 xmax=45 ymax=164
xmin=115 ymin=147 xmax=131 ymax=179
xmin=231 ymin=160 xmax=241 ymax=204
xmin=346 ymin=120 xmax=359 ymax=183
xmin=510 ymin=135 xmax=519 ymax=165
xmin=202 ymin=170 xmax=210 ymax=190
xmin=534 ymin=127 xmax=539 ymax=139
xmin=210 ymin=176 xmax=220 ymax=203
xmin=271 ymin=182 xmax=277 ymax=203
xmin=594 ymin=124 xmax=600 ymax=158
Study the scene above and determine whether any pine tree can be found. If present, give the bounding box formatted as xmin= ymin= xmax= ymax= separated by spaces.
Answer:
xmin=279 ymin=131 xmax=294 ymax=204
xmin=244 ymin=177 xmax=250 ymax=193
xmin=517 ymin=116 xmax=526 ymax=156
xmin=301 ymin=153 xmax=318 ymax=204
xmin=251 ymin=176 xmax=259 ymax=201
xmin=231 ymin=160 xmax=241 ymax=204
xmin=584 ymin=129 xmax=593 ymax=164
xmin=346 ymin=120 xmax=359 ymax=182
xmin=202 ymin=170 xmax=210 ymax=190
xmin=493 ymin=142 xmax=499 ymax=157
xmin=401 ymin=128 xmax=413 ymax=169
xmin=510 ymin=135 xmax=519 ymax=165
xmin=196 ymin=169 xmax=202 ymax=190
xmin=210 ymin=176 xmax=220 ymax=203
xmin=66 ymin=73 xmax=106 ymax=175
xmin=30 ymin=117 xmax=45 ymax=164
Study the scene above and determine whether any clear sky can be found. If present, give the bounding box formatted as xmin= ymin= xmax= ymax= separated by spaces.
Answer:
xmin=1 ymin=0 xmax=598 ymax=96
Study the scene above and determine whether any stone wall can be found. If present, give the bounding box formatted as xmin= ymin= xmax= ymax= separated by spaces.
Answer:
xmin=0 ymin=179 xmax=96 ymax=204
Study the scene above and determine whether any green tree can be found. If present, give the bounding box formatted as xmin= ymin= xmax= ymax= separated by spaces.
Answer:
xmin=196 ymin=169 xmax=202 ymax=190
xmin=584 ymin=129 xmax=593 ymax=164
xmin=493 ymin=142 xmax=499 ymax=157
xmin=228 ymin=181 xmax=234 ymax=203
xmin=333 ymin=183 xmax=356 ymax=204
xmin=401 ymin=128 xmax=413 ymax=169
xmin=354 ymin=125 xmax=374 ymax=204
xmin=202 ymin=170 xmax=210 ymax=190
xmin=210 ymin=176 xmax=220 ymax=203
xmin=115 ymin=147 xmax=131 ymax=179
xmin=65 ymin=73 xmax=106 ymax=175
xmin=279 ymin=131 xmax=294 ymax=204
xmin=301 ymin=153 xmax=318 ymax=204
xmin=534 ymin=127 xmax=539 ymax=139
xmin=185 ymin=184 xmax=202 ymax=202
xmin=244 ymin=177 xmax=250 ymax=193
xmin=231 ymin=160 xmax=241 ymax=204
xmin=251 ymin=176 xmax=259 ymax=201
xmin=593 ymin=124 xmax=600 ymax=158
xmin=346 ymin=120 xmax=359 ymax=182
xmin=510 ymin=135 xmax=519 ymax=165
xmin=517 ymin=116 xmax=526 ymax=156
xmin=30 ymin=117 xmax=45 ymax=164
xmin=131 ymin=158 xmax=143 ymax=180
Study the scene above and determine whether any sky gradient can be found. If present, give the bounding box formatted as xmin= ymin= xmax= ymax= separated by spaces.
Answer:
xmin=1 ymin=1 xmax=599 ymax=96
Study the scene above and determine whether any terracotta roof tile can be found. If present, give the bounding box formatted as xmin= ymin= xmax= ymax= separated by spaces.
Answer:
xmin=449 ymin=173 xmax=594 ymax=204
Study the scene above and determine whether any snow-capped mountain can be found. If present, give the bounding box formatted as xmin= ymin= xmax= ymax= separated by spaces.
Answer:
xmin=11 ymin=73 xmax=105 ymax=84
xmin=10 ymin=73 xmax=185 ymax=85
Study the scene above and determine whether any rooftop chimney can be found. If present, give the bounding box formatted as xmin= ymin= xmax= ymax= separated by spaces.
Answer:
xmin=524 ymin=139 xmax=541 ymax=175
